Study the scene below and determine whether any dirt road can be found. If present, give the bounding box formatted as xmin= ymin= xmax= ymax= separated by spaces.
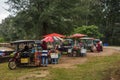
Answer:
xmin=49 ymin=47 xmax=120 ymax=68
xmin=104 ymin=46 xmax=120 ymax=51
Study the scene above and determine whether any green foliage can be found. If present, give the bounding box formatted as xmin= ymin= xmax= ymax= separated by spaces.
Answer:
xmin=2 ymin=0 xmax=99 ymax=41
xmin=5 ymin=0 xmax=81 ymax=39
xmin=0 ymin=0 xmax=119 ymax=45
xmin=100 ymin=0 xmax=120 ymax=45
xmin=74 ymin=25 xmax=103 ymax=38
xmin=0 ymin=16 xmax=18 ymax=41
xmin=0 ymin=37 xmax=5 ymax=42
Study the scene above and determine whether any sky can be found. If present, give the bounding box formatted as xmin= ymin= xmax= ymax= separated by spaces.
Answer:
xmin=0 ymin=0 xmax=10 ymax=23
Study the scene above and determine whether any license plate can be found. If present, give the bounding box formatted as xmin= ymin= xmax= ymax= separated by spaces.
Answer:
xmin=21 ymin=58 xmax=29 ymax=63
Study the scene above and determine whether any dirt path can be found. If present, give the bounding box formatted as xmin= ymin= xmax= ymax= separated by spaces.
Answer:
xmin=49 ymin=47 xmax=119 ymax=68
xmin=49 ymin=55 xmax=87 ymax=68
xmin=18 ymin=47 xmax=120 ymax=80
xmin=87 ymin=47 xmax=118 ymax=57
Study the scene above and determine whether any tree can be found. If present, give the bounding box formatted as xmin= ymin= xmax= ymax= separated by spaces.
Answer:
xmin=100 ymin=0 xmax=120 ymax=45
xmin=6 ymin=0 xmax=82 ymax=39
xmin=1 ymin=0 xmax=118 ymax=46
xmin=73 ymin=25 xmax=103 ymax=38
xmin=0 ymin=16 xmax=18 ymax=41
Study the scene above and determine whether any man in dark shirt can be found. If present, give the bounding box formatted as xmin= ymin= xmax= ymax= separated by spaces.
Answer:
xmin=41 ymin=41 xmax=47 ymax=50
xmin=41 ymin=41 xmax=48 ymax=67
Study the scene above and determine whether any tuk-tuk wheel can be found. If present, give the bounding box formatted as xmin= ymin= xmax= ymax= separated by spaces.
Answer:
xmin=8 ymin=61 xmax=17 ymax=70
xmin=90 ymin=49 xmax=93 ymax=52
xmin=72 ymin=51 xmax=77 ymax=57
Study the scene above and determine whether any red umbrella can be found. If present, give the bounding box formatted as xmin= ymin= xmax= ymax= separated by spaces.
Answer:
xmin=42 ymin=36 xmax=54 ymax=42
xmin=70 ymin=33 xmax=87 ymax=38
xmin=69 ymin=33 xmax=87 ymax=47
xmin=43 ymin=33 xmax=65 ymax=38
xmin=42 ymin=36 xmax=63 ymax=42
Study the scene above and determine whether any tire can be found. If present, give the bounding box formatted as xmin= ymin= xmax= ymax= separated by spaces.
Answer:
xmin=72 ymin=51 xmax=77 ymax=57
xmin=90 ymin=47 xmax=94 ymax=52
xmin=90 ymin=49 xmax=93 ymax=52
xmin=0 ymin=56 xmax=2 ymax=63
xmin=8 ymin=61 xmax=17 ymax=70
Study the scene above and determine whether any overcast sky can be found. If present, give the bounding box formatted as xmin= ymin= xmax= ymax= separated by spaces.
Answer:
xmin=0 ymin=0 xmax=10 ymax=23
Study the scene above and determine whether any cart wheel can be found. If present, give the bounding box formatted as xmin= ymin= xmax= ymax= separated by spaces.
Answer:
xmin=90 ymin=49 xmax=93 ymax=52
xmin=72 ymin=51 xmax=77 ymax=57
xmin=67 ymin=53 xmax=71 ymax=57
xmin=8 ymin=61 xmax=17 ymax=70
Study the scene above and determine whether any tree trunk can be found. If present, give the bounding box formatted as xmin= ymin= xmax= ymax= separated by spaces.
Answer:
xmin=42 ymin=22 xmax=48 ymax=35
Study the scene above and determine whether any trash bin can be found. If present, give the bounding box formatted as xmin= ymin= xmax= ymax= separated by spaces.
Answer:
xmin=103 ymin=43 xmax=109 ymax=46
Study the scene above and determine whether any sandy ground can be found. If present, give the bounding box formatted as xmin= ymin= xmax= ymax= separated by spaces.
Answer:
xmin=18 ymin=47 xmax=120 ymax=80
xmin=49 ymin=47 xmax=119 ymax=68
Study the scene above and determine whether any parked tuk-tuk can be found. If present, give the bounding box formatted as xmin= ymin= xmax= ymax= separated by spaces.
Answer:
xmin=64 ymin=39 xmax=85 ymax=57
xmin=8 ymin=40 xmax=42 ymax=70
xmin=80 ymin=37 xmax=95 ymax=52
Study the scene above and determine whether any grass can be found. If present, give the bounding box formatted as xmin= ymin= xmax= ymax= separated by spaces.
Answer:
xmin=0 ymin=63 xmax=42 ymax=80
xmin=0 ymin=52 xmax=120 ymax=80
xmin=49 ymin=53 xmax=120 ymax=80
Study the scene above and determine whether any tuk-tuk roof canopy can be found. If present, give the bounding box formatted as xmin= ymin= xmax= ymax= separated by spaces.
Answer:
xmin=80 ymin=37 xmax=94 ymax=40
xmin=11 ymin=40 xmax=41 ymax=44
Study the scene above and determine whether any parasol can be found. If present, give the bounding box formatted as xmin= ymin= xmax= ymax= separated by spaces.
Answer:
xmin=43 ymin=33 xmax=65 ymax=38
xmin=41 ymin=36 xmax=64 ymax=42
xmin=69 ymin=33 xmax=87 ymax=47
xmin=70 ymin=33 xmax=87 ymax=38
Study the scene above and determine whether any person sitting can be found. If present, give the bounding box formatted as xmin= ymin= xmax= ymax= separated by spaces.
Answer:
xmin=19 ymin=45 xmax=29 ymax=58
xmin=21 ymin=45 xmax=29 ymax=52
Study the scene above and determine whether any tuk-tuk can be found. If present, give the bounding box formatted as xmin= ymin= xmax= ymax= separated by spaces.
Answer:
xmin=60 ymin=39 xmax=73 ymax=54
xmin=8 ymin=40 xmax=42 ymax=70
xmin=93 ymin=39 xmax=103 ymax=51
xmin=63 ymin=39 xmax=82 ymax=57
xmin=80 ymin=37 xmax=95 ymax=52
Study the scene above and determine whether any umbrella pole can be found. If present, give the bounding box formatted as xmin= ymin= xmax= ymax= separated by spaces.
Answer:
xmin=74 ymin=40 xmax=77 ymax=47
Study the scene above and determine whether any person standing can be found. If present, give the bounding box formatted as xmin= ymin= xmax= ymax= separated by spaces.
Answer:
xmin=41 ymin=41 xmax=48 ymax=67
xmin=41 ymin=41 xmax=47 ymax=50
xmin=100 ymin=40 xmax=103 ymax=51
xmin=96 ymin=41 xmax=101 ymax=52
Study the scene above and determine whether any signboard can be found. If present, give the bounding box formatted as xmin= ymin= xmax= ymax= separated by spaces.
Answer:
xmin=50 ymin=53 xmax=58 ymax=58
xmin=81 ymin=48 xmax=87 ymax=53
xmin=21 ymin=58 xmax=29 ymax=63
xmin=68 ymin=49 xmax=72 ymax=53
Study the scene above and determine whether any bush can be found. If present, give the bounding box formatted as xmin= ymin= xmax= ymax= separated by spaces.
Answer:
xmin=73 ymin=25 xmax=103 ymax=38
xmin=0 ymin=37 xmax=5 ymax=42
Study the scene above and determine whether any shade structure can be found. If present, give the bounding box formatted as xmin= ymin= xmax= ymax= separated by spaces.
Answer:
xmin=42 ymin=36 xmax=64 ymax=42
xmin=70 ymin=33 xmax=87 ymax=38
xmin=69 ymin=33 xmax=87 ymax=47
xmin=42 ymin=36 xmax=54 ymax=42
xmin=80 ymin=37 xmax=94 ymax=40
xmin=43 ymin=33 xmax=65 ymax=38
